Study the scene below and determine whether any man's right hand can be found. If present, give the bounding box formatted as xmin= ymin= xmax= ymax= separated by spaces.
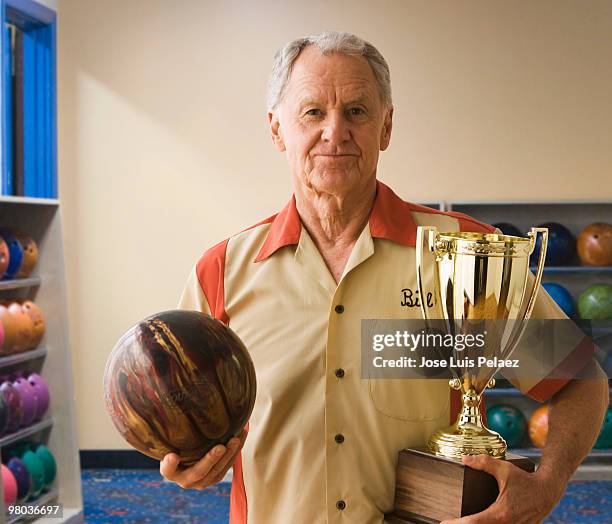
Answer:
xmin=160 ymin=429 xmax=247 ymax=490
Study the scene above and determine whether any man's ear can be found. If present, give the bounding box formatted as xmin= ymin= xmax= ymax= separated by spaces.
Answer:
xmin=268 ymin=111 xmax=286 ymax=152
xmin=380 ymin=106 xmax=394 ymax=151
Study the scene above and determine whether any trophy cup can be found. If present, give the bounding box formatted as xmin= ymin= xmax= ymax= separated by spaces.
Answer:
xmin=386 ymin=226 xmax=548 ymax=524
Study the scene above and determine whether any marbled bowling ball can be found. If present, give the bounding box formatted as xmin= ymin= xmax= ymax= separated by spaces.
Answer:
xmin=104 ymin=310 xmax=256 ymax=465
xmin=0 ymin=381 xmax=23 ymax=432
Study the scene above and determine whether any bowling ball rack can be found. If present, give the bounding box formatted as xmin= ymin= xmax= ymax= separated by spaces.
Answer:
xmin=445 ymin=199 xmax=612 ymax=478
xmin=0 ymin=198 xmax=83 ymax=523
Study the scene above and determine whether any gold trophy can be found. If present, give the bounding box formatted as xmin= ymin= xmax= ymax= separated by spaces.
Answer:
xmin=386 ymin=226 xmax=548 ymax=524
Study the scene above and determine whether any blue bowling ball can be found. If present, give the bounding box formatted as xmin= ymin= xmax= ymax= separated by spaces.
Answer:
xmin=531 ymin=222 xmax=575 ymax=266
xmin=493 ymin=223 xmax=523 ymax=238
xmin=543 ymin=283 xmax=575 ymax=317
xmin=0 ymin=230 xmax=23 ymax=279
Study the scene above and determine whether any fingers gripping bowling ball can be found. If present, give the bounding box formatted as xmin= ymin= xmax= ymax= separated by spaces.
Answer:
xmin=104 ymin=310 xmax=257 ymax=465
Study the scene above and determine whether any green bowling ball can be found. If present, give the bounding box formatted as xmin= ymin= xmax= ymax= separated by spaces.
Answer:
xmin=487 ymin=404 xmax=527 ymax=448
xmin=578 ymin=284 xmax=612 ymax=320
xmin=20 ymin=450 xmax=45 ymax=499
xmin=34 ymin=444 xmax=56 ymax=486
xmin=594 ymin=406 xmax=612 ymax=449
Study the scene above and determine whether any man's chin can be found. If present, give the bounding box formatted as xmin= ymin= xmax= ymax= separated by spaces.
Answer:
xmin=305 ymin=171 xmax=371 ymax=197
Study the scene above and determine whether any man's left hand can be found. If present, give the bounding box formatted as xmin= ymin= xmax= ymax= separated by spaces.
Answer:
xmin=440 ymin=455 xmax=564 ymax=524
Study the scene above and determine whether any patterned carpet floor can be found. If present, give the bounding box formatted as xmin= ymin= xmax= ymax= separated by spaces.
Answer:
xmin=82 ymin=469 xmax=612 ymax=523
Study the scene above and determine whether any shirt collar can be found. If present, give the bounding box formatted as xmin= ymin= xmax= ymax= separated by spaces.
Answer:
xmin=254 ymin=180 xmax=417 ymax=263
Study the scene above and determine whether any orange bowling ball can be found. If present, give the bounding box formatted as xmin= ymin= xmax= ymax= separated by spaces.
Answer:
xmin=6 ymin=302 xmax=33 ymax=353
xmin=0 ymin=237 xmax=9 ymax=278
xmin=0 ymin=305 xmax=18 ymax=355
xmin=528 ymin=405 xmax=549 ymax=448
xmin=577 ymin=223 xmax=612 ymax=266
xmin=13 ymin=232 xmax=38 ymax=278
xmin=21 ymin=301 xmax=45 ymax=348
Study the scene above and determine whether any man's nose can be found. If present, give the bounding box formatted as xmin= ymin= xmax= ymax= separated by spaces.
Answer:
xmin=321 ymin=111 xmax=351 ymax=143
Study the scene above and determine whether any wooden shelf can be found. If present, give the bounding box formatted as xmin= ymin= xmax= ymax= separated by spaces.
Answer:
xmin=0 ymin=348 xmax=47 ymax=370
xmin=0 ymin=418 xmax=53 ymax=448
xmin=0 ymin=277 xmax=41 ymax=291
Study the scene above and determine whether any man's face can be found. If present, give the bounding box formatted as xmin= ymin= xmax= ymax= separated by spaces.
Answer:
xmin=269 ymin=46 xmax=393 ymax=199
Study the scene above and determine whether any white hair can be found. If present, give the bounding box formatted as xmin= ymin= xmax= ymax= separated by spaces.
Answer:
xmin=267 ymin=31 xmax=392 ymax=111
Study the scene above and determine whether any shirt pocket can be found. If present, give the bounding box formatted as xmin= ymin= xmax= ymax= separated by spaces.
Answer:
xmin=368 ymin=378 xmax=450 ymax=422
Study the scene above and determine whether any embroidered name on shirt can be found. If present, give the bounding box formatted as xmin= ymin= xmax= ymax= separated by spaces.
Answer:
xmin=401 ymin=288 xmax=434 ymax=308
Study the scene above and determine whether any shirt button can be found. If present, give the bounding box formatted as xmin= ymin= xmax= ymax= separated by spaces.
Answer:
xmin=335 ymin=368 xmax=345 ymax=378
xmin=336 ymin=500 xmax=346 ymax=511
xmin=334 ymin=433 xmax=345 ymax=444
xmin=334 ymin=304 xmax=345 ymax=314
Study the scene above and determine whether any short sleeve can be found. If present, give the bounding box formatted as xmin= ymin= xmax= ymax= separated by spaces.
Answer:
xmin=177 ymin=265 xmax=212 ymax=315
xmin=501 ymin=271 xmax=596 ymax=402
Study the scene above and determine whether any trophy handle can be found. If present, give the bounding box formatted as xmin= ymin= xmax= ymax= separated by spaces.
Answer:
xmin=522 ymin=227 xmax=549 ymax=321
xmin=416 ymin=226 xmax=443 ymax=322
xmin=500 ymin=227 xmax=549 ymax=361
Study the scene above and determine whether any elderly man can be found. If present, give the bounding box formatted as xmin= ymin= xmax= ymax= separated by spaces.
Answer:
xmin=161 ymin=32 xmax=608 ymax=524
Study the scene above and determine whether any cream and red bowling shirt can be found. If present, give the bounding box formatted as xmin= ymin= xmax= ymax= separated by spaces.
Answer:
xmin=177 ymin=180 xmax=594 ymax=524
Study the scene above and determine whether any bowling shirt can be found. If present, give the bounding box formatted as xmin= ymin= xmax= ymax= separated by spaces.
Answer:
xmin=177 ymin=180 xmax=595 ymax=524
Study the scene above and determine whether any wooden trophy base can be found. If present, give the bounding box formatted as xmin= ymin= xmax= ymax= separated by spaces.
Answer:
xmin=385 ymin=448 xmax=535 ymax=524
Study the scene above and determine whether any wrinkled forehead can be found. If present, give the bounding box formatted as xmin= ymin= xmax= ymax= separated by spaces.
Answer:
xmin=283 ymin=46 xmax=381 ymax=107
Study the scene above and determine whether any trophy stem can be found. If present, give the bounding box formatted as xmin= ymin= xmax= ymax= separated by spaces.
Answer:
xmin=427 ymin=386 xmax=507 ymax=459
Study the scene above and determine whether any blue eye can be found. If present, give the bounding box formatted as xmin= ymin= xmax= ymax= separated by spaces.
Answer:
xmin=348 ymin=107 xmax=365 ymax=116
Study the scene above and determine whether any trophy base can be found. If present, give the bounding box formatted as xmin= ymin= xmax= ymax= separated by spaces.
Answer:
xmin=427 ymin=424 xmax=507 ymax=459
xmin=385 ymin=448 xmax=535 ymax=524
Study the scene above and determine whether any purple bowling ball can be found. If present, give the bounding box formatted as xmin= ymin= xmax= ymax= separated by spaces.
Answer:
xmin=0 ymin=381 xmax=23 ymax=432
xmin=7 ymin=457 xmax=30 ymax=502
xmin=27 ymin=373 xmax=49 ymax=421
xmin=13 ymin=378 xmax=37 ymax=427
